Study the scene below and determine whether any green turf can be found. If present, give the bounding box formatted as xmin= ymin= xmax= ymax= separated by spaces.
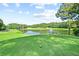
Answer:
xmin=0 ymin=29 xmax=26 ymax=41
xmin=0 ymin=30 xmax=79 ymax=56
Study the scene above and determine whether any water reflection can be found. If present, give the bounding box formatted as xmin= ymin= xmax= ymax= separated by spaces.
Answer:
xmin=24 ymin=30 xmax=40 ymax=35
xmin=24 ymin=29 xmax=54 ymax=35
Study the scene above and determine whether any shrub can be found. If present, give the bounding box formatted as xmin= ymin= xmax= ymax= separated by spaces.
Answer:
xmin=0 ymin=19 xmax=6 ymax=31
xmin=73 ymin=28 xmax=79 ymax=36
xmin=0 ymin=19 xmax=3 ymax=30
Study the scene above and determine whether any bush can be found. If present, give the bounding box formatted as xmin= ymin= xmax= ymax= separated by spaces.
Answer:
xmin=73 ymin=28 xmax=79 ymax=36
xmin=0 ymin=19 xmax=6 ymax=31
xmin=1 ymin=24 xmax=6 ymax=30
xmin=0 ymin=19 xmax=3 ymax=30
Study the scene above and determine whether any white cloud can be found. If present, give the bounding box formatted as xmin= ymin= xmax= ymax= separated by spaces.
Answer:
xmin=33 ymin=9 xmax=57 ymax=17
xmin=35 ymin=5 xmax=44 ymax=9
xmin=33 ymin=9 xmax=62 ymax=22
xmin=18 ymin=11 xmax=23 ymax=14
xmin=53 ymin=3 xmax=58 ymax=6
xmin=18 ymin=11 xmax=30 ymax=15
xmin=25 ymin=11 xmax=30 ymax=14
xmin=4 ymin=9 xmax=14 ymax=12
xmin=30 ymin=3 xmax=45 ymax=9
xmin=30 ymin=3 xmax=58 ymax=9
xmin=2 ymin=3 xmax=9 ymax=7
xmin=16 ymin=3 xmax=20 ymax=7
xmin=35 ymin=4 xmax=45 ymax=9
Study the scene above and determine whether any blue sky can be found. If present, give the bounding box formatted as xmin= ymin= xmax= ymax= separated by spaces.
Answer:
xmin=0 ymin=3 xmax=61 ymax=25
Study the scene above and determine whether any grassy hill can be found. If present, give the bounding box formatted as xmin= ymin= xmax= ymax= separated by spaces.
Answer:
xmin=0 ymin=30 xmax=79 ymax=56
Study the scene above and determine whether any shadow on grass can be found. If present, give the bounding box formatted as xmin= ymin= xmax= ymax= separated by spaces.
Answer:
xmin=0 ymin=35 xmax=79 ymax=56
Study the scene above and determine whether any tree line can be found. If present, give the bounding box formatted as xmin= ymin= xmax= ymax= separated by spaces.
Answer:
xmin=28 ymin=22 xmax=68 ymax=28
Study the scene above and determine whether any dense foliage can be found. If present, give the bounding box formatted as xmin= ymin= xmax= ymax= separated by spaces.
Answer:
xmin=28 ymin=22 xmax=68 ymax=28
xmin=0 ymin=19 xmax=6 ymax=31
xmin=7 ymin=23 xmax=27 ymax=30
xmin=56 ymin=3 xmax=79 ymax=35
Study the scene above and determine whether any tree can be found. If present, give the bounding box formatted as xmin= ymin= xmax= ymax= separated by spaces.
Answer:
xmin=56 ymin=3 xmax=79 ymax=35
xmin=0 ymin=19 xmax=6 ymax=31
xmin=0 ymin=19 xmax=3 ymax=27
xmin=7 ymin=23 xmax=19 ymax=29
xmin=7 ymin=23 xmax=27 ymax=30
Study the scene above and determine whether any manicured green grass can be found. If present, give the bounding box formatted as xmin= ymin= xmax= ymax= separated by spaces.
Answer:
xmin=0 ymin=30 xmax=79 ymax=56
xmin=0 ymin=29 xmax=26 ymax=41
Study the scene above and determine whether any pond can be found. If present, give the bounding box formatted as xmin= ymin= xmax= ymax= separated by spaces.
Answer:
xmin=24 ymin=30 xmax=40 ymax=35
xmin=24 ymin=30 xmax=54 ymax=35
xmin=23 ymin=29 xmax=69 ymax=35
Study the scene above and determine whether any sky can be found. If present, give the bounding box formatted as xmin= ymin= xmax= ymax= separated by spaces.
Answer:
xmin=0 ymin=3 xmax=62 ymax=25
